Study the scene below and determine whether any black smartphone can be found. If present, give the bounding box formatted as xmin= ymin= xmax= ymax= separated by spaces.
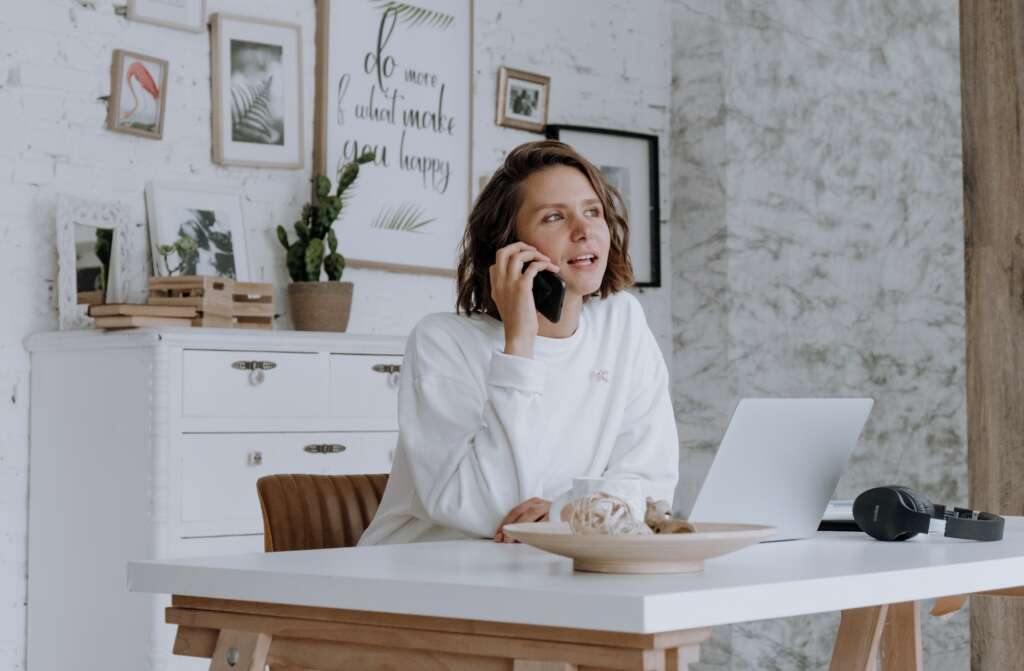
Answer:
xmin=530 ymin=268 xmax=566 ymax=324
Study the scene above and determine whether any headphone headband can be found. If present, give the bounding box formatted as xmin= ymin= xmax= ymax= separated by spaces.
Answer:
xmin=852 ymin=486 xmax=1005 ymax=542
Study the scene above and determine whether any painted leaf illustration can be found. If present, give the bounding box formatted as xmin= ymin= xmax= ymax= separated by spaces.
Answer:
xmin=178 ymin=209 xmax=236 ymax=279
xmin=371 ymin=1 xmax=455 ymax=29
xmin=231 ymin=76 xmax=280 ymax=144
xmin=371 ymin=202 xmax=435 ymax=233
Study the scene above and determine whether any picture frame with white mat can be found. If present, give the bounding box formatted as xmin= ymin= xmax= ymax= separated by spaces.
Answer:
xmin=126 ymin=0 xmax=206 ymax=32
xmin=55 ymin=193 xmax=140 ymax=330
xmin=210 ymin=13 xmax=304 ymax=169
xmin=144 ymin=181 xmax=250 ymax=281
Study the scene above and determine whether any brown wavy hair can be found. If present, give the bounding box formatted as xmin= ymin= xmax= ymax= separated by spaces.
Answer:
xmin=456 ymin=140 xmax=633 ymax=317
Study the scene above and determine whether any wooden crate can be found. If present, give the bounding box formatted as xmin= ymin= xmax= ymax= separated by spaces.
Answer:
xmin=232 ymin=281 xmax=274 ymax=330
xmin=148 ymin=276 xmax=236 ymax=326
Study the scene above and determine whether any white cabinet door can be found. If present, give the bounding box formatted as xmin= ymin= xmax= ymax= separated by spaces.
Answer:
xmin=329 ymin=354 xmax=401 ymax=424
xmin=182 ymin=349 xmax=323 ymax=418
xmin=179 ymin=432 xmax=396 ymax=537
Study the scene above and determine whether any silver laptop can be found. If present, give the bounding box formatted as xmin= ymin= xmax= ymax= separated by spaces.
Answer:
xmin=688 ymin=398 xmax=873 ymax=542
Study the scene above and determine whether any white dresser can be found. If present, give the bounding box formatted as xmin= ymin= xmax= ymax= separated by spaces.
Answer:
xmin=24 ymin=328 xmax=406 ymax=671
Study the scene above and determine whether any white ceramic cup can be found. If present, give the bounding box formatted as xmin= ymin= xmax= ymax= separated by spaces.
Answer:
xmin=571 ymin=477 xmax=646 ymax=523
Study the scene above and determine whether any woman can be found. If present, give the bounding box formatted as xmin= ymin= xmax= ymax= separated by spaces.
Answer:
xmin=358 ymin=140 xmax=678 ymax=545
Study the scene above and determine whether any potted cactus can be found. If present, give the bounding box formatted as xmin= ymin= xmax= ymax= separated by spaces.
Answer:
xmin=277 ymin=149 xmax=374 ymax=331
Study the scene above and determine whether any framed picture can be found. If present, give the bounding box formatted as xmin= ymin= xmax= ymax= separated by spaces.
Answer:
xmin=56 ymin=194 xmax=139 ymax=330
xmin=127 ymin=0 xmax=206 ymax=32
xmin=313 ymin=0 xmax=472 ymax=275
xmin=107 ymin=49 xmax=169 ymax=140
xmin=546 ymin=125 xmax=661 ymax=288
xmin=210 ymin=14 xmax=303 ymax=169
xmin=145 ymin=182 xmax=250 ymax=280
xmin=496 ymin=66 xmax=550 ymax=133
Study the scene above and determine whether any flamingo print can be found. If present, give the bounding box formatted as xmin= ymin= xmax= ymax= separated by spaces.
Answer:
xmin=119 ymin=60 xmax=161 ymax=130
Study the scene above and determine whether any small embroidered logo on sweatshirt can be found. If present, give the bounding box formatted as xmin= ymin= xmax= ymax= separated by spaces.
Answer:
xmin=592 ymin=369 xmax=610 ymax=383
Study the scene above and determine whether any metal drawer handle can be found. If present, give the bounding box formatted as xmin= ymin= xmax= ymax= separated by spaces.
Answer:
xmin=247 ymin=451 xmax=263 ymax=466
xmin=304 ymin=443 xmax=346 ymax=454
xmin=372 ymin=363 xmax=402 ymax=388
xmin=232 ymin=360 xmax=277 ymax=386
xmin=232 ymin=360 xmax=277 ymax=371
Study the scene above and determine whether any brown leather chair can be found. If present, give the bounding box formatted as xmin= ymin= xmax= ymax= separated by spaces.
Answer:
xmin=256 ymin=474 xmax=389 ymax=552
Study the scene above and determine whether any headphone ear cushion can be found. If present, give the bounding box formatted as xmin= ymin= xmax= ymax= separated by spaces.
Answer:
xmin=853 ymin=486 xmax=928 ymax=542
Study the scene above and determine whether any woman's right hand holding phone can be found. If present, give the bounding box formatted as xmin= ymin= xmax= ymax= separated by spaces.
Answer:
xmin=489 ymin=242 xmax=559 ymax=359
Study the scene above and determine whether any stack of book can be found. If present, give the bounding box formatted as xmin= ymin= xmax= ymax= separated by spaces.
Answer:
xmin=87 ymin=303 xmax=197 ymax=329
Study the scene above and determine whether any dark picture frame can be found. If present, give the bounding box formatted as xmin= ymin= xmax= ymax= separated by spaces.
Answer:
xmin=546 ymin=124 xmax=661 ymax=288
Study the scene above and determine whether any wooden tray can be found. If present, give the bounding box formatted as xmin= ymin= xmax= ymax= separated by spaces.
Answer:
xmin=502 ymin=521 xmax=776 ymax=574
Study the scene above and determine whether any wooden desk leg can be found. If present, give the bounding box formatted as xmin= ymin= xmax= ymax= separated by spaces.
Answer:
xmin=208 ymin=629 xmax=271 ymax=671
xmin=879 ymin=601 xmax=922 ymax=671
xmin=666 ymin=644 xmax=701 ymax=670
xmin=931 ymin=595 xmax=969 ymax=616
xmin=829 ymin=604 xmax=888 ymax=671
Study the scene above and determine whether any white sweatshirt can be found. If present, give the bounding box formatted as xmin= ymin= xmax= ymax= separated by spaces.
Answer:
xmin=357 ymin=290 xmax=679 ymax=546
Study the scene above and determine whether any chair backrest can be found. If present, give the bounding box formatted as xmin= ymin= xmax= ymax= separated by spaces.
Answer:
xmin=256 ymin=474 xmax=389 ymax=552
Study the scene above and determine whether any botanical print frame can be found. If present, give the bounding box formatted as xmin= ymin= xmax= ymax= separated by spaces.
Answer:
xmin=107 ymin=49 xmax=169 ymax=140
xmin=496 ymin=66 xmax=550 ymax=133
xmin=210 ymin=14 xmax=303 ymax=169
xmin=313 ymin=0 xmax=472 ymax=276
xmin=145 ymin=182 xmax=250 ymax=281
xmin=127 ymin=0 xmax=206 ymax=32
xmin=56 ymin=194 xmax=136 ymax=330
xmin=546 ymin=125 xmax=661 ymax=288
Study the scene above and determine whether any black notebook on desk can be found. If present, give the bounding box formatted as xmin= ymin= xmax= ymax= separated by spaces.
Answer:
xmin=817 ymin=500 xmax=861 ymax=532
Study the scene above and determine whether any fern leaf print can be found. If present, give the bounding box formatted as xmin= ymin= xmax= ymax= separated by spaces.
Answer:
xmin=230 ymin=39 xmax=285 ymax=145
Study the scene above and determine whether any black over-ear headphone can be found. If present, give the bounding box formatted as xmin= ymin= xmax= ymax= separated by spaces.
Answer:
xmin=852 ymin=486 xmax=1005 ymax=542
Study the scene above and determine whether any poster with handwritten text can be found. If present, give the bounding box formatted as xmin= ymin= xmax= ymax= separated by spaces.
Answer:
xmin=316 ymin=0 xmax=470 ymax=274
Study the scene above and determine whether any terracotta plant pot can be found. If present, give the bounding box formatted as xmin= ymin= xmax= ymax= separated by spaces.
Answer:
xmin=288 ymin=281 xmax=353 ymax=332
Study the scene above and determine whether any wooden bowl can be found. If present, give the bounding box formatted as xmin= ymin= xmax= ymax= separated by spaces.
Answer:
xmin=501 ymin=521 xmax=776 ymax=574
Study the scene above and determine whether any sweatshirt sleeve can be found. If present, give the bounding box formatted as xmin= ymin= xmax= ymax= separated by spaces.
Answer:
xmin=396 ymin=318 xmax=554 ymax=538
xmin=601 ymin=304 xmax=680 ymax=507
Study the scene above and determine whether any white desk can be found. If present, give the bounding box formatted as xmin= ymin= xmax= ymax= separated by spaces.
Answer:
xmin=128 ymin=517 xmax=1024 ymax=670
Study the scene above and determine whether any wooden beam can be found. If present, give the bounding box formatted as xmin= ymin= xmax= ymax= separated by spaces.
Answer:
xmin=879 ymin=602 xmax=922 ymax=671
xmin=167 ymin=608 xmax=654 ymax=671
xmin=208 ymin=629 xmax=271 ymax=671
xmin=930 ymin=595 xmax=969 ymax=617
xmin=828 ymin=605 xmax=887 ymax=671
xmin=170 ymin=595 xmax=709 ymax=651
xmin=960 ymin=1 xmax=1024 ymax=668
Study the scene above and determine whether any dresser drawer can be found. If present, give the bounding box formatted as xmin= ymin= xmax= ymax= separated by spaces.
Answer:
xmin=181 ymin=349 xmax=322 ymax=419
xmin=329 ymin=354 xmax=401 ymax=426
xmin=179 ymin=432 xmax=396 ymax=538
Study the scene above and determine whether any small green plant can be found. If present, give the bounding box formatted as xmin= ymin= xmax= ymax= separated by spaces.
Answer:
xmin=277 ymin=149 xmax=375 ymax=282
xmin=157 ymin=234 xmax=199 ymax=277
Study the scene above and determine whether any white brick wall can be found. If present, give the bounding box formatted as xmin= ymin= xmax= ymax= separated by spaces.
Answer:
xmin=0 ymin=1 xmax=671 ymax=667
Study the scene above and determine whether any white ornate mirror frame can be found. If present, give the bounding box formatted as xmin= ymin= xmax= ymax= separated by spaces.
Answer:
xmin=56 ymin=194 xmax=136 ymax=330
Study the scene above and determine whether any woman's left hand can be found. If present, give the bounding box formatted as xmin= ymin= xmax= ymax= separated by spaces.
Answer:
xmin=494 ymin=497 xmax=550 ymax=542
